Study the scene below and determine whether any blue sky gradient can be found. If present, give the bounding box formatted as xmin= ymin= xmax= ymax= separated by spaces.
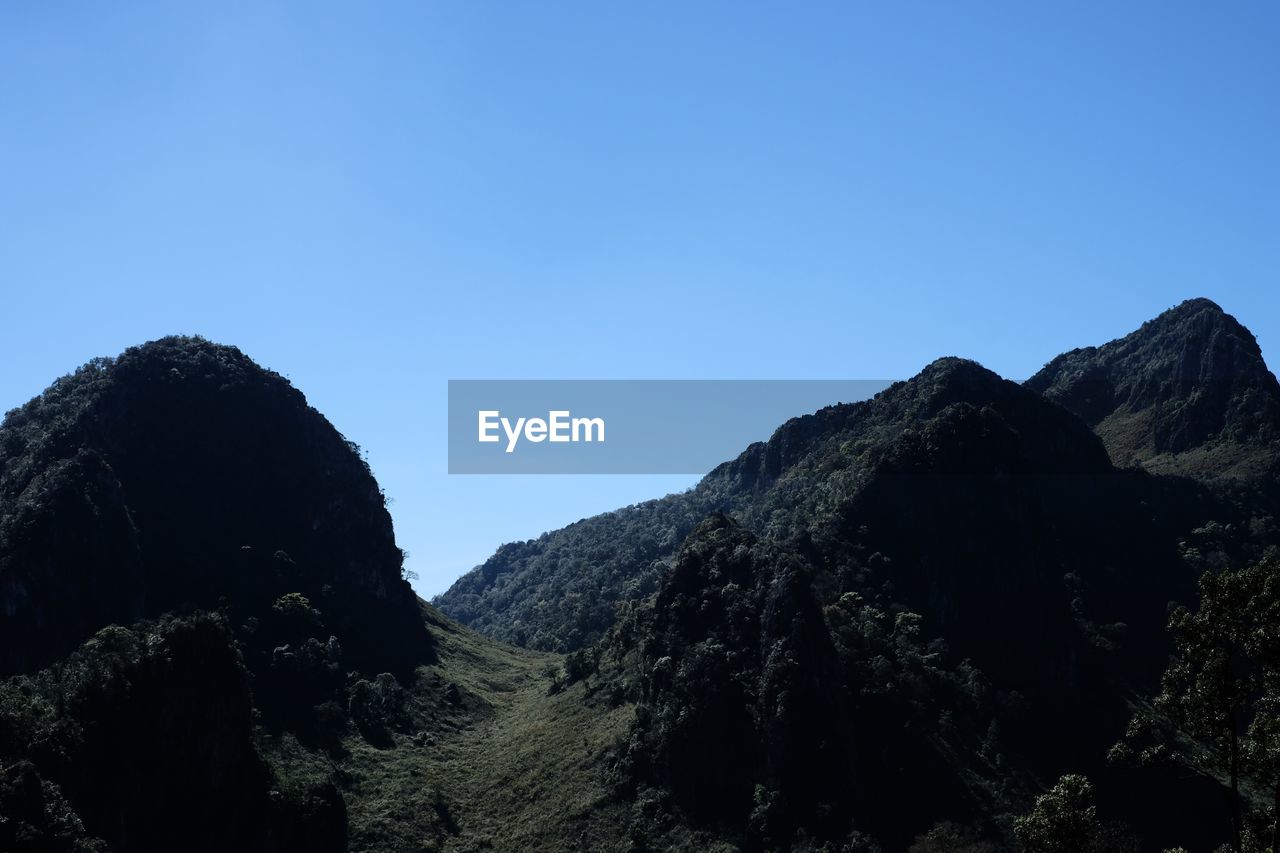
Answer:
xmin=2 ymin=3 xmax=1277 ymax=595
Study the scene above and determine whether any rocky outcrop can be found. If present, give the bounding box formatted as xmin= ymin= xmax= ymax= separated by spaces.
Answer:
xmin=1026 ymin=298 xmax=1280 ymax=480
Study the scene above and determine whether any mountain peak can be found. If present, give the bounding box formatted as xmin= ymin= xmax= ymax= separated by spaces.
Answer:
xmin=919 ymin=355 xmax=989 ymax=373
xmin=1140 ymin=297 xmax=1259 ymax=354
xmin=907 ymin=355 xmax=1014 ymax=383
xmin=1165 ymin=296 xmax=1225 ymax=316
xmin=1026 ymin=299 xmax=1280 ymax=480
xmin=910 ymin=357 xmax=1008 ymax=402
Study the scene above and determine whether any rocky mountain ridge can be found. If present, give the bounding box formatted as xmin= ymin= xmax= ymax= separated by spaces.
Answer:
xmin=437 ymin=301 xmax=1280 ymax=658
xmin=1026 ymin=297 xmax=1280 ymax=481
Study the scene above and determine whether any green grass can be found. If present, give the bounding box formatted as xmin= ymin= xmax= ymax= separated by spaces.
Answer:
xmin=260 ymin=602 xmax=726 ymax=852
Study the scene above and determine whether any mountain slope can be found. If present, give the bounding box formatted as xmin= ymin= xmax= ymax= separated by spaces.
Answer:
xmin=0 ymin=337 xmax=721 ymax=853
xmin=0 ymin=336 xmax=431 ymax=676
xmin=436 ymin=354 xmax=1215 ymax=657
xmin=0 ymin=337 xmax=438 ymax=851
xmin=438 ymin=300 xmax=1280 ymax=655
xmin=1025 ymin=297 xmax=1280 ymax=481
xmin=427 ymin=303 xmax=1280 ymax=848
xmin=590 ymin=360 xmax=1247 ymax=849
xmin=4 ymin=310 xmax=1276 ymax=851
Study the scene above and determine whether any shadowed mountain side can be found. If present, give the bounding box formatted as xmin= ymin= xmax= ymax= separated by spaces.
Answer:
xmin=437 ymin=354 xmax=1230 ymax=665
xmin=596 ymin=510 xmax=1229 ymax=850
xmin=3 ymin=307 xmax=1275 ymax=851
xmin=433 ymin=340 xmax=1266 ymax=849
xmin=0 ymin=336 xmax=432 ymax=677
xmin=0 ymin=613 xmax=347 ymax=853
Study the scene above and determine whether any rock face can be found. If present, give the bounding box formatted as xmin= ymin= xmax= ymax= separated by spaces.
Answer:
xmin=0 ymin=336 xmax=431 ymax=676
xmin=1026 ymin=298 xmax=1280 ymax=480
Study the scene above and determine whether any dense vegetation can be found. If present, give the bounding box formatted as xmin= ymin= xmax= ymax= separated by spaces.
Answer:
xmin=0 ymin=612 xmax=343 ymax=852
xmin=571 ymin=354 xmax=1276 ymax=848
xmin=432 ymin=298 xmax=1280 ymax=849
xmin=0 ymin=337 xmax=431 ymax=677
xmin=0 ymin=338 xmax=440 ymax=850
xmin=4 ymin=300 xmax=1280 ymax=851
xmin=438 ymin=300 xmax=1280 ymax=657
xmin=437 ymin=493 xmax=717 ymax=651
xmin=598 ymin=515 xmax=1026 ymax=850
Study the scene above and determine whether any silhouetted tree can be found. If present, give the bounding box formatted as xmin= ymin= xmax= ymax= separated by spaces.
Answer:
xmin=1115 ymin=561 xmax=1280 ymax=852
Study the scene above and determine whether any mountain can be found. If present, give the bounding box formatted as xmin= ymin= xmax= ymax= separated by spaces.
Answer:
xmin=427 ymin=300 xmax=1280 ymax=847
xmin=0 ymin=337 xmax=726 ymax=853
xmin=0 ymin=337 xmax=436 ymax=851
xmin=438 ymin=300 xmax=1280 ymax=655
xmin=436 ymin=488 xmax=713 ymax=651
xmin=0 ymin=337 xmax=430 ymax=677
xmin=592 ymin=357 xmax=1252 ymax=849
xmin=4 ymin=305 xmax=1278 ymax=852
xmin=1025 ymin=297 xmax=1280 ymax=482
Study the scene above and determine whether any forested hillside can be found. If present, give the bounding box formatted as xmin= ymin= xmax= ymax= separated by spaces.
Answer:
xmin=4 ymin=301 xmax=1280 ymax=851
xmin=437 ymin=300 xmax=1280 ymax=657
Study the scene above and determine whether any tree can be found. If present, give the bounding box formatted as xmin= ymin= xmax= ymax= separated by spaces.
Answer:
xmin=1115 ymin=561 xmax=1280 ymax=852
xmin=1013 ymin=774 xmax=1104 ymax=853
xmin=908 ymin=821 xmax=998 ymax=852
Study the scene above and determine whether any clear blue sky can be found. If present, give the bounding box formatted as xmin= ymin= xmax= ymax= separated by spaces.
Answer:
xmin=2 ymin=3 xmax=1277 ymax=596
